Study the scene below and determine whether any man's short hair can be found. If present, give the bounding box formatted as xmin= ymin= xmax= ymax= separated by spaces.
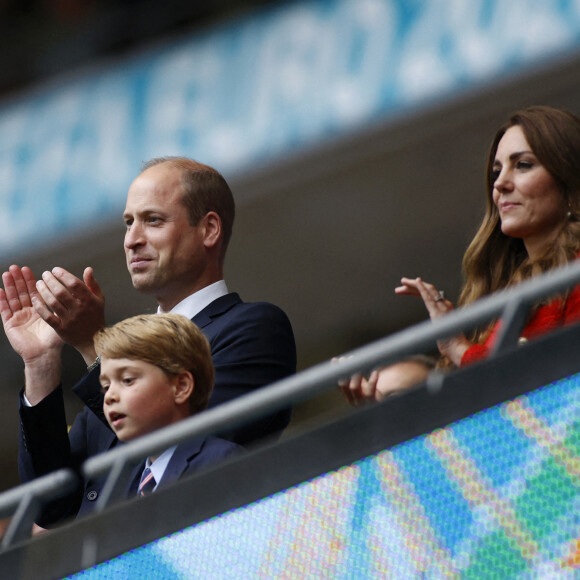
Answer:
xmin=94 ymin=314 xmax=214 ymax=414
xmin=142 ymin=157 xmax=235 ymax=263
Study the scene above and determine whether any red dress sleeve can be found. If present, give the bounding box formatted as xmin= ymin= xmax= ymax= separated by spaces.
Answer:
xmin=563 ymin=284 xmax=580 ymax=324
xmin=460 ymin=283 xmax=580 ymax=367
xmin=460 ymin=344 xmax=489 ymax=366
xmin=460 ymin=323 xmax=498 ymax=367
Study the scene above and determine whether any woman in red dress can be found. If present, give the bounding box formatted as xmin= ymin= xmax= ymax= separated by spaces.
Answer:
xmin=344 ymin=106 xmax=580 ymax=403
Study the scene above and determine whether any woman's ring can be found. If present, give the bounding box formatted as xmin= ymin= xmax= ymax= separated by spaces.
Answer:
xmin=434 ymin=290 xmax=445 ymax=302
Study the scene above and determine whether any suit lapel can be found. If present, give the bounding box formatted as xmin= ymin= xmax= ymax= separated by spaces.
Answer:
xmin=192 ymin=292 xmax=241 ymax=328
xmin=156 ymin=438 xmax=206 ymax=490
xmin=125 ymin=439 xmax=203 ymax=497
xmin=125 ymin=460 xmax=147 ymax=497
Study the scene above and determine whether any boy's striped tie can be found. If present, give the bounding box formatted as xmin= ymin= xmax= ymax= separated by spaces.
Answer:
xmin=138 ymin=466 xmax=156 ymax=496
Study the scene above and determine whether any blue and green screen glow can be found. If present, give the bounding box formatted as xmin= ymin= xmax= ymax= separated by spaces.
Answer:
xmin=67 ymin=373 xmax=580 ymax=578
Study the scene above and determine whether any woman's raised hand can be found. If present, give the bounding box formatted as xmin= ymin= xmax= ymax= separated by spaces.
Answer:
xmin=395 ymin=277 xmax=471 ymax=365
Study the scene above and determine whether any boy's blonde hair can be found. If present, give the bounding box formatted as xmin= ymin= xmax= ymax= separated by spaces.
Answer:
xmin=94 ymin=314 xmax=214 ymax=414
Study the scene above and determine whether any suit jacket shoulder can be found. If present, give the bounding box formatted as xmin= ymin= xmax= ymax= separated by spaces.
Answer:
xmin=193 ymin=293 xmax=296 ymax=444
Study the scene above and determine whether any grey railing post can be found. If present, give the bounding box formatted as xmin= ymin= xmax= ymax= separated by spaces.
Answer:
xmin=0 ymin=469 xmax=77 ymax=549
xmin=94 ymin=457 xmax=141 ymax=513
xmin=490 ymin=297 xmax=532 ymax=356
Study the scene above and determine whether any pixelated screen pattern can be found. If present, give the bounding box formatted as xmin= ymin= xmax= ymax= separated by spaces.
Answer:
xmin=66 ymin=373 xmax=580 ymax=579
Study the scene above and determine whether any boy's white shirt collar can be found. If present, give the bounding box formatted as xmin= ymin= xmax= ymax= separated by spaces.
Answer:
xmin=158 ymin=280 xmax=229 ymax=318
xmin=146 ymin=445 xmax=177 ymax=490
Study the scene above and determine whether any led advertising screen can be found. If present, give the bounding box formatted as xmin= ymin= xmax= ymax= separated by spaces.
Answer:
xmin=66 ymin=372 xmax=580 ymax=579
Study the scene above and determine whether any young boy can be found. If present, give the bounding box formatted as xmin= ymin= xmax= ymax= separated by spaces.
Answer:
xmin=82 ymin=313 xmax=242 ymax=517
xmin=17 ymin=313 xmax=241 ymax=526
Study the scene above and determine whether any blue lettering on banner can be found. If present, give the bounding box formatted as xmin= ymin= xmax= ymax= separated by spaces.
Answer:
xmin=0 ymin=0 xmax=580 ymax=256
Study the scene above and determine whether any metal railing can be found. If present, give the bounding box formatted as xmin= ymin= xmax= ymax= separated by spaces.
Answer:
xmin=3 ymin=259 xmax=580 ymax=549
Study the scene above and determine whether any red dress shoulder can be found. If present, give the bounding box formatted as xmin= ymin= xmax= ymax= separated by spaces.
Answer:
xmin=460 ymin=281 xmax=580 ymax=367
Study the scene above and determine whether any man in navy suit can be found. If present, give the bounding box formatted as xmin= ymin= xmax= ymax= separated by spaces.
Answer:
xmin=1 ymin=157 xmax=295 ymax=526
